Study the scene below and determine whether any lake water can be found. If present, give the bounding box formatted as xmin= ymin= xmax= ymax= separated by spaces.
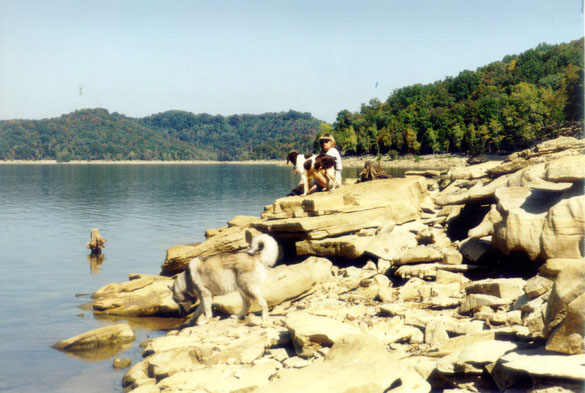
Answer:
xmin=0 ymin=163 xmax=411 ymax=393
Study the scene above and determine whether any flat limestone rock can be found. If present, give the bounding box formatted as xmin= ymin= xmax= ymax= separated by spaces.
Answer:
xmin=53 ymin=323 xmax=135 ymax=352
xmin=92 ymin=274 xmax=178 ymax=317
xmin=499 ymin=348 xmax=585 ymax=381
xmin=487 ymin=137 xmax=585 ymax=177
xmin=213 ymin=257 xmax=333 ymax=315
xmin=285 ymin=311 xmax=364 ymax=357
xmin=253 ymin=334 xmax=430 ymax=393
xmin=255 ymin=205 xmax=418 ymax=240
xmin=296 ymin=234 xmax=372 ymax=258
xmin=264 ymin=177 xmax=428 ymax=219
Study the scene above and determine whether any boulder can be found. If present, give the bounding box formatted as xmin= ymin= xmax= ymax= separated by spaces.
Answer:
xmin=524 ymin=275 xmax=553 ymax=299
xmin=52 ymin=323 xmax=135 ymax=359
xmin=468 ymin=204 xmax=502 ymax=238
xmin=285 ymin=311 xmax=364 ymax=357
xmin=295 ymin=233 xmax=374 ymax=258
xmin=435 ymin=340 xmax=518 ymax=374
xmin=465 ymin=278 xmax=526 ymax=301
xmin=91 ymin=274 xmax=179 ymax=317
xmin=395 ymin=263 xmax=478 ymax=280
xmin=543 ymin=154 xmax=585 ymax=182
xmin=539 ymin=258 xmax=582 ymax=277
xmin=546 ymin=292 xmax=585 ymax=354
xmin=445 ymin=160 xmax=502 ymax=179
xmin=544 ymin=259 xmax=585 ymax=354
xmin=395 ymin=245 xmax=443 ymax=265
xmin=213 ymin=257 xmax=333 ymax=315
xmin=541 ymin=195 xmax=585 ymax=259
xmin=492 ymin=187 xmax=552 ymax=260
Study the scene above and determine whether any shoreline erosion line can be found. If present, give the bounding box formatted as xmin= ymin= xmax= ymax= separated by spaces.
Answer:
xmin=0 ymin=154 xmax=468 ymax=169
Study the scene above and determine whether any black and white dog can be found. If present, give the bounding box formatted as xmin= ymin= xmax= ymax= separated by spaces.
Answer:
xmin=287 ymin=151 xmax=338 ymax=196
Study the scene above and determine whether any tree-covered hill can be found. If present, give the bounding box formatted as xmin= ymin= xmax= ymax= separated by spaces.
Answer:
xmin=0 ymin=109 xmax=322 ymax=161
xmin=2 ymin=38 xmax=583 ymax=162
xmin=330 ymin=38 xmax=584 ymax=157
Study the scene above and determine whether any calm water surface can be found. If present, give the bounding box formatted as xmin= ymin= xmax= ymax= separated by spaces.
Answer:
xmin=0 ymin=163 xmax=410 ymax=392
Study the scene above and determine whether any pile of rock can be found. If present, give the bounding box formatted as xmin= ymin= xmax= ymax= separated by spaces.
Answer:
xmin=55 ymin=136 xmax=584 ymax=392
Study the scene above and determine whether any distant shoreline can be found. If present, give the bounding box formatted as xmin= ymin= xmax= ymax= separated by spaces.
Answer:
xmin=0 ymin=155 xmax=469 ymax=169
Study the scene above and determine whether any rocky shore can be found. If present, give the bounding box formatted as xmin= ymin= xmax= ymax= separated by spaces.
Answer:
xmin=54 ymin=136 xmax=585 ymax=393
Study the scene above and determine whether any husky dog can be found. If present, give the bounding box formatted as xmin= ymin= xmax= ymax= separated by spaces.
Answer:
xmin=170 ymin=234 xmax=279 ymax=326
xmin=286 ymin=151 xmax=338 ymax=196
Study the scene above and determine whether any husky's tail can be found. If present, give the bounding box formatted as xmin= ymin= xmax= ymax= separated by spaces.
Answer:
xmin=248 ymin=234 xmax=280 ymax=267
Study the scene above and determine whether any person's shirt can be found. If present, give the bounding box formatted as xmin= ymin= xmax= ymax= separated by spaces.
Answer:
xmin=325 ymin=147 xmax=342 ymax=185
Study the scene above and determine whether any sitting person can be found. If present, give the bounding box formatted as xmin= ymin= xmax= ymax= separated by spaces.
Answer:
xmin=288 ymin=133 xmax=342 ymax=196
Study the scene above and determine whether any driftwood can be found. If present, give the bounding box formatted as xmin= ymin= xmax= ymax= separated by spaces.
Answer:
xmin=87 ymin=228 xmax=106 ymax=254
xmin=358 ymin=160 xmax=392 ymax=182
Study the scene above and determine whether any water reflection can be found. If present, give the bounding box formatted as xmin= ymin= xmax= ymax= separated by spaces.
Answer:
xmin=53 ymin=342 xmax=133 ymax=362
xmin=87 ymin=254 xmax=106 ymax=275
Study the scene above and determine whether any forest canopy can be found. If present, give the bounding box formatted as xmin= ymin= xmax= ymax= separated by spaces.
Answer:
xmin=0 ymin=109 xmax=321 ymax=161
xmin=329 ymin=38 xmax=584 ymax=157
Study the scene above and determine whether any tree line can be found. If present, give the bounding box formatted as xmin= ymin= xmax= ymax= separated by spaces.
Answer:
xmin=0 ymin=38 xmax=582 ymax=161
xmin=0 ymin=109 xmax=320 ymax=161
xmin=328 ymin=38 xmax=583 ymax=157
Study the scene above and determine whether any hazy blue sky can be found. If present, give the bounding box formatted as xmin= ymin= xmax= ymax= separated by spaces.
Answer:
xmin=0 ymin=0 xmax=582 ymax=123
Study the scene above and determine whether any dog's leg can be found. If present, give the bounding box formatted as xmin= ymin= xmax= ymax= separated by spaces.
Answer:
xmin=184 ymin=304 xmax=203 ymax=327
xmin=235 ymin=291 xmax=251 ymax=320
xmin=197 ymin=288 xmax=213 ymax=325
xmin=301 ymin=173 xmax=309 ymax=196
xmin=244 ymin=287 xmax=269 ymax=321
xmin=256 ymin=295 xmax=269 ymax=321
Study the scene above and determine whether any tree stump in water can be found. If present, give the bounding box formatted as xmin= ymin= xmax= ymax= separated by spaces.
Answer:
xmin=359 ymin=160 xmax=392 ymax=182
xmin=87 ymin=228 xmax=106 ymax=254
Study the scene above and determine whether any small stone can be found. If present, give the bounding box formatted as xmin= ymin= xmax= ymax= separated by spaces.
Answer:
xmin=113 ymin=358 xmax=131 ymax=369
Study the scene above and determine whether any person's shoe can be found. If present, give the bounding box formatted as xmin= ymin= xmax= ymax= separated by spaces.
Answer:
xmin=286 ymin=189 xmax=302 ymax=196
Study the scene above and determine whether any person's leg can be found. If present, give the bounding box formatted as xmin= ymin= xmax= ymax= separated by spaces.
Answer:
xmin=287 ymin=180 xmax=305 ymax=196
xmin=307 ymin=173 xmax=327 ymax=194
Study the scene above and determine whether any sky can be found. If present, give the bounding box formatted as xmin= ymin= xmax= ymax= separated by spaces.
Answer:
xmin=0 ymin=0 xmax=583 ymax=124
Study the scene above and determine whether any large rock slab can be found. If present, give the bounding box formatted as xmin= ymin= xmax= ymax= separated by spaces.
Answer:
xmin=263 ymin=177 xmax=428 ymax=219
xmin=544 ymin=258 xmax=585 ymax=354
xmin=498 ymin=348 xmax=585 ymax=381
xmin=296 ymin=233 xmax=381 ymax=258
xmin=285 ymin=311 xmax=364 ymax=357
xmin=91 ymin=274 xmax=179 ymax=317
xmin=434 ymin=163 xmax=572 ymax=207
xmin=52 ymin=323 xmax=135 ymax=361
xmin=213 ymin=257 xmax=333 ymax=315
xmin=295 ymin=225 xmax=418 ymax=259
xmin=492 ymin=187 xmax=559 ymax=260
xmin=255 ymin=205 xmax=418 ymax=240
xmin=541 ymin=195 xmax=585 ymax=259
xmin=487 ymin=137 xmax=585 ymax=177
xmin=435 ymin=339 xmax=518 ymax=374
xmin=252 ymin=334 xmax=431 ymax=393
